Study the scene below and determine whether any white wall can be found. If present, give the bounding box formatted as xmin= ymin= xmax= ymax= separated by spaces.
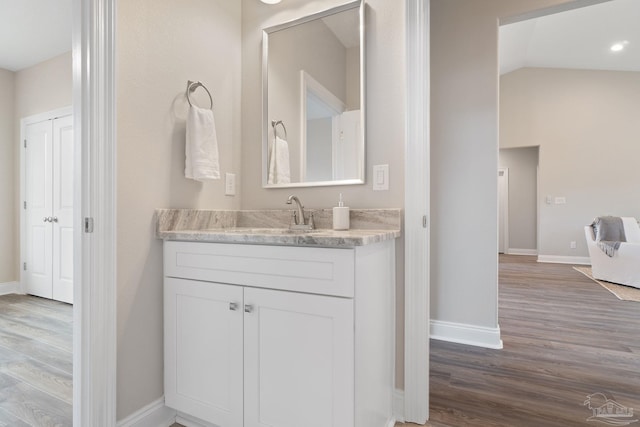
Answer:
xmin=241 ymin=0 xmax=406 ymax=386
xmin=430 ymin=0 xmax=575 ymax=332
xmin=500 ymin=67 xmax=640 ymax=258
xmin=499 ymin=147 xmax=539 ymax=252
xmin=115 ymin=0 xmax=242 ymax=420
xmin=0 ymin=69 xmax=15 ymax=283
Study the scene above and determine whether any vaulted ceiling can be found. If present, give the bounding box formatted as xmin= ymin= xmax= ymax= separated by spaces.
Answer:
xmin=500 ymin=0 xmax=640 ymax=75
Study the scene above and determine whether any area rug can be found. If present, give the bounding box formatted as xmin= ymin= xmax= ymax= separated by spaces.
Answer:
xmin=573 ymin=266 xmax=640 ymax=302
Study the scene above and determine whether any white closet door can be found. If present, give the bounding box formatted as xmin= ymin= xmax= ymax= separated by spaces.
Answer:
xmin=25 ymin=120 xmax=54 ymax=299
xmin=52 ymin=115 xmax=74 ymax=303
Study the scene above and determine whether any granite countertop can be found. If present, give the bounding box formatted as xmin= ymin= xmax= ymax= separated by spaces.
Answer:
xmin=156 ymin=209 xmax=401 ymax=248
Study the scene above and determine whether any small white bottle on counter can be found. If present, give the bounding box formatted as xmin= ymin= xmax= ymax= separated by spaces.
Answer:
xmin=332 ymin=193 xmax=350 ymax=230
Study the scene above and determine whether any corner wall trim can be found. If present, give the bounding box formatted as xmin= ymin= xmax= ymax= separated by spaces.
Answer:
xmin=0 ymin=282 xmax=19 ymax=296
xmin=537 ymin=255 xmax=590 ymax=265
xmin=116 ymin=397 xmax=176 ymax=427
xmin=507 ymin=248 xmax=538 ymax=256
xmin=430 ymin=320 xmax=503 ymax=349
xmin=393 ymin=388 xmax=405 ymax=423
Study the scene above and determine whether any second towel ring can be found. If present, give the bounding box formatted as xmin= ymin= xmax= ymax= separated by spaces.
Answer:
xmin=186 ymin=80 xmax=213 ymax=109
xmin=271 ymin=120 xmax=288 ymax=140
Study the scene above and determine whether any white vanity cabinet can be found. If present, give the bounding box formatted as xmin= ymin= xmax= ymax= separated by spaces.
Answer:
xmin=163 ymin=240 xmax=395 ymax=427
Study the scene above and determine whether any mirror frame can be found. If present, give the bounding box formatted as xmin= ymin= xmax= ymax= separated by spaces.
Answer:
xmin=261 ymin=0 xmax=365 ymax=188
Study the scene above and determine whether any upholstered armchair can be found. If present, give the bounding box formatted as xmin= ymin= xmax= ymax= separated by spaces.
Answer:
xmin=584 ymin=217 xmax=640 ymax=289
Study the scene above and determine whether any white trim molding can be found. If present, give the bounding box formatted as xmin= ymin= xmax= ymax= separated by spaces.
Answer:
xmin=117 ymin=398 xmax=176 ymax=427
xmin=72 ymin=0 xmax=117 ymax=424
xmin=508 ymin=248 xmax=538 ymax=256
xmin=430 ymin=320 xmax=503 ymax=349
xmin=404 ymin=0 xmax=430 ymax=424
xmin=537 ymin=255 xmax=590 ymax=265
xmin=0 ymin=282 xmax=20 ymax=296
xmin=393 ymin=388 xmax=405 ymax=423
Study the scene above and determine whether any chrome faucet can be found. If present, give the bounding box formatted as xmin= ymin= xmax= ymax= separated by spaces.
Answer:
xmin=286 ymin=195 xmax=314 ymax=230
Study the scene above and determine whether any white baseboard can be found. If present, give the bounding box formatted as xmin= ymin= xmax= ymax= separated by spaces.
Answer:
xmin=430 ymin=319 xmax=503 ymax=349
xmin=393 ymin=388 xmax=405 ymax=423
xmin=117 ymin=393 xmax=401 ymax=427
xmin=537 ymin=255 xmax=590 ymax=265
xmin=507 ymin=248 xmax=538 ymax=256
xmin=116 ymin=397 xmax=176 ymax=427
xmin=176 ymin=412 xmax=220 ymax=427
xmin=0 ymin=281 xmax=19 ymax=296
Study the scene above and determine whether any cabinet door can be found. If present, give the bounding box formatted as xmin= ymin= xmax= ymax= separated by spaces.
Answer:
xmin=164 ymin=278 xmax=243 ymax=427
xmin=244 ymin=287 xmax=354 ymax=427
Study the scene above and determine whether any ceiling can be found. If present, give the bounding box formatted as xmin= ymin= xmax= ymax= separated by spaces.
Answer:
xmin=500 ymin=0 xmax=640 ymax=75
xmin=0 ymin=0 xmax=72 ymax=72
xmin=2 ymin=0 xmax=637 ymax=75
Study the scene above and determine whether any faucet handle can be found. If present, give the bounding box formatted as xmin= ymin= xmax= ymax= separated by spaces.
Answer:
xmin=308 ymin=212 xmax=315 ymax=229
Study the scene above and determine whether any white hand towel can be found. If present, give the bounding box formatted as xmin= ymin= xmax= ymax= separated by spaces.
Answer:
xmin=268 ymin=135 xmax=291 ymax=184
xmin=185 ymin=105 xmax=220 ymax=181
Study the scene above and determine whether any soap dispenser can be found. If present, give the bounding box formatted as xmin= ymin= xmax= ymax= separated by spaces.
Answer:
xmin=333 ymin=193 xmax=350 ymax=230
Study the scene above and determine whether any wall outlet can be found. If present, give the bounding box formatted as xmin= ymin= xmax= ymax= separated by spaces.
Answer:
xmin=570 ymin=241 xmax=577 ymax=249
xmin=225 ymin=173 xmax=236 ymax=196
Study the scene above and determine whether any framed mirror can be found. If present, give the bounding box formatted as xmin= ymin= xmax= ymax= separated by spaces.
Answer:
xmin=262 ymin=0 xmax=365 ymax=188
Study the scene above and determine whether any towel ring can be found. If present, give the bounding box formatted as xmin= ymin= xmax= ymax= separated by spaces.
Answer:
xmin=271 ymin=120 xmax=288 ymax=140
xmin=186 ymin=80 xmax=213 ymax=109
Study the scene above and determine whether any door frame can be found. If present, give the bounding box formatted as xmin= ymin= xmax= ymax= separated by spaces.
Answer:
xmin=498 ymin=168 xmax=509 ymax=254
xmin=72 ymin=0 xmax=117 ymax=424
xmin=404 ymin=0 xmax=430 ymax=423
xmin=19 ymin=106 xmax=73 ymax=297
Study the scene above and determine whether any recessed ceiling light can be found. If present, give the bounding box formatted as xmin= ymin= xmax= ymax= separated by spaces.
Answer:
xmin=610 ymin=41 xmax=629 ymax=52
xmin=260 ymin=0 xmax=281 ymax=4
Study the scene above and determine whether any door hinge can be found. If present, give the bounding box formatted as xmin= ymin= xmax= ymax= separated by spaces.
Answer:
xmin=23 ymin=201 xmax=27 ymax=210
xmin=423 ymin=215 xmax=428 ymax=228
xmin=84 ymin=217 xmax=94 ymax=233
xmin=23 ymin=262 xmax=27 ymax=271
xmin=24 ymin=139 xmax=27 ymax=148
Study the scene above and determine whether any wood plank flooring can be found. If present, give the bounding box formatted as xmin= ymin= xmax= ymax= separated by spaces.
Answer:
xmin=0 ymin=294 xmax=72 ymax=427
xmin=397 ymin=255 xmax=640 ymax=427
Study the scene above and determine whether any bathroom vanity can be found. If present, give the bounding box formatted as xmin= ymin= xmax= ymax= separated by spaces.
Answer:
xmin=158 ymin=209 xmax=400 ymax=427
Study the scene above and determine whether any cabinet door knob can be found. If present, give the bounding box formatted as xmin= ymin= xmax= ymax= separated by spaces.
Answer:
xmin=43 ymin=217 xmax=50 ymax=223
xmin=229 ymin=302 xmax=238 ymax=311
xmin=51 ymin=216 xmax=59 ymax=223
xmin=244 ymin=304 xmax=253 ymax=313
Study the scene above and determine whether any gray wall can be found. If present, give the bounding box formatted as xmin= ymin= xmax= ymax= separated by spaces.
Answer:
xmin=430 ymin=0 xmax=576 ymax=329
xmin=0 ymin=69 xmax=14 ymax=284
xmin=500 ymin=67 xmax=640 ymax=258
xmin=115 ymin=0 xmax=242 ymax=419
xmin=499 ymin=147 xmax=539 ymax=252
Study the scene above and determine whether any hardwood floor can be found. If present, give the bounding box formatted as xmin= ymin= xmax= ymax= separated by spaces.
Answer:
xmin=0 ymin=294 xmax=72 ymax=427
xmin=173 ymin=255 xmax=640 ymax=427
xmin=406 ymin=255 xmax=640 ymax=427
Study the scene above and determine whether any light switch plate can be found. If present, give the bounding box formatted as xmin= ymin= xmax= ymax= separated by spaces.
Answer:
xmin=554 ymin=196 xmax=566 ymax=205
xmin=373 ymin=164 xmax=389 ymax=191
xmin=225 ymin=173 xmax=236 ymax=196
